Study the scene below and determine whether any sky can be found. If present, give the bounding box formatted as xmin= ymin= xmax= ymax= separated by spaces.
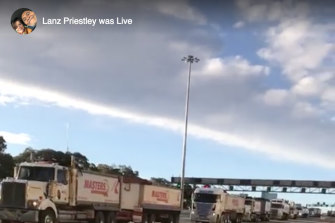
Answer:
xmin=0 ymin=0 xmax=334 ymax=205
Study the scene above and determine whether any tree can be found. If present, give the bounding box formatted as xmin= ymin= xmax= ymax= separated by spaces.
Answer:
xmin=0 ymin=136 xmax=7 ymax=153
xmin=0 ymin=153 xmax=15 ymax=179
xmin=14 ymin=147 xmax=35 ymax=163
xmin=96 ymin=164 xmax=139 ymax=176
xmin=151 ymin=178 xmax=172 ymax=186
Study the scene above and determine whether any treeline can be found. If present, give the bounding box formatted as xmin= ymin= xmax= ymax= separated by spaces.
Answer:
xmin=0 ymin=136 xmax=138 ymax=179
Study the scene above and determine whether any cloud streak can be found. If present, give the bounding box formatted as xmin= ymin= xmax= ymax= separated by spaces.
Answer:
xmin=1 ymin=78 xmax=335 ymax=169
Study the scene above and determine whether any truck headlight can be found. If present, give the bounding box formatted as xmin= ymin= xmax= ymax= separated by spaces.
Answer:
xmin=27 ymin=200 xmax=40 ymax=208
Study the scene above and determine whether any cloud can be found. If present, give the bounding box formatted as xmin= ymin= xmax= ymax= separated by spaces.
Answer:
xmin=236 ymin=0 xmax=310 ymax=22
xmin=263 ymin=89 xmax=289 ymax=106
xmin=291 ymin=76 xmax=323 ymax=97
xmin=292 ymin=102 xmax=323 ymax=118
xmin=233 ymin=21 xmax=245 ymax=29
xmin=257 ymin=20 xmax=334 ymax=82
xmin=0 ymin=95 xmax=17 ymax=106
xmin=1 ymin=0 xmax=335 ymax=171
xmin=195 ymin=56 xmax=269 ymax=77
xmin=2 ymin=78 xmax=335 ymax=168
xmin=153 ymin=0 xmax=206 ymax=25
xmin=0 ymin=131 xmax=31 ymax=145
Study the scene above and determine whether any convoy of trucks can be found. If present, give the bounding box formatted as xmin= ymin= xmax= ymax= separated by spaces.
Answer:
xmin=0 ymin=159 xmax=181 ymax=223
xmin=0 ymin=159 xmax=326 ymax=223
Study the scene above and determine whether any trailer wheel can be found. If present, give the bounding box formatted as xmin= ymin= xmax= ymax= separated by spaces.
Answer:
xmin=106 ymin=212 xmax=116 ymax=223
xmin=95 ymin=211 xmax=105 ymax=223
xmin=148 ymin=213 xmax=156 ymax=223
xmin=142 ymin=213 xmax=148 ymax=223
xmin=172 ymin=213 xmax=180 ymax=223
xmin=40 ymin=210 xmax=56 ymax=223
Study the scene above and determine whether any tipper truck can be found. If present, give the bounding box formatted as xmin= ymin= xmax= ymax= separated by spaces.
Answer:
xmin=270 ymin=199 xmax=290 ymax=220
xmin=0 ymin=160 xmax=181 ymax=223
xmin=242 ymin=197 xmax=270 ymax=222
xmin=243 ymin=197 xmax=260 ymax=222
xmin=191 ymin=188 xmax=245 ymax=223
xmin=254 ymin=198 xmax=270 ymax=221
xmin=289 ymin=202 xmax=298 ymax=219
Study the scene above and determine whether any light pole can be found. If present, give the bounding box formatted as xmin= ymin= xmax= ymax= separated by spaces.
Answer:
xmin=180 ymin=55 xmax=199 ymax=209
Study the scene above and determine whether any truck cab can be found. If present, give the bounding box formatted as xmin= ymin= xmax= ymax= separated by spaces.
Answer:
xmin=270 ymin=199 xmax=290 ymax=220
xmin=0 ymin=162 xmax=69 ymax=223
xmin=243 ymin=197 xmax=258 ymax=221
xmin=191 ymin=188 xmax=244 ymax=223
xmin=191 ymin=188 xmax=223 ymax=223
xmin=289 ymin=202 xmax=298 ymax=219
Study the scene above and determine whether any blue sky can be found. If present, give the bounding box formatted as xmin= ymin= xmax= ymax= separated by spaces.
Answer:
xmin=0 ymin=0 xmax=335 ymax=205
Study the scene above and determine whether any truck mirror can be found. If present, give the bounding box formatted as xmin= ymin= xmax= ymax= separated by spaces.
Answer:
xmin=13 ymin=166 xmax=18 ymax=178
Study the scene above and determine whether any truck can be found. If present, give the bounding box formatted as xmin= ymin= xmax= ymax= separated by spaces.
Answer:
xmin=301 ymin=207 xmax=309 ymax=218
xmin=191 ymin=188 xmax=245 ymax=223
xmin=0 ymin=159 xmax=181 ymax=223
xmin=243 ymin=197 xmax=260 ymax=222
xmin=309 ymin=208 xmax=321 ymax=217
xmin=289 ymin=201 xmax=298 ymax=219
xmin=270 ymin=199 xmax=290 ymax=220
xmin=242 ymin=197 xmax=270 ymax=222
xmin=254 ymin=198 xmax=270 ymax=221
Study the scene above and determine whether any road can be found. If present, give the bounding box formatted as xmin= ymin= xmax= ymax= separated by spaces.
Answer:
xmin=180 ymin=211 xmax=335 ymax=223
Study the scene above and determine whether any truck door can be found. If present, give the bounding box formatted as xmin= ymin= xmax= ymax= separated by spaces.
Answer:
xmin=53 ymin=168 xmax=70 ymax=204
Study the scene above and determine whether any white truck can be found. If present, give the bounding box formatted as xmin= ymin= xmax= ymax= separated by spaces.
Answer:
xmin=270 ymin=199 xmax=290 ymax=220
xmin=243 ymin=197 xmax=270 ymax=222
xmin=191 ymin=188 xmax=245 ymax=223
xmin=0 ymin=160 xmax=181 ymax=223
xmin=243 ymin=197 xmax=260 ymax=222
xmin=309 ymin=208 xmax=321 ymax=217
xmin=289 ymin=202 xmax=298 ymax=219
xmin=254 ymin=198 xmax=270 ymax=221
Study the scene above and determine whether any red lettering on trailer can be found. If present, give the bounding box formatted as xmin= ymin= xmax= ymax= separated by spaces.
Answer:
xmin=152 ymin=191 xmax=168 ymax=203
xmin=232 ymin=199 xmax=239 ymax=206
xmin=84 ymin=179 xmax=109 ymax=196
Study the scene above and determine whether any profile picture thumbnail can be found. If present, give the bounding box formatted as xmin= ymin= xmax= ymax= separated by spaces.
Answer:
xmin=11 ymin=8 xmax=37 ymax=35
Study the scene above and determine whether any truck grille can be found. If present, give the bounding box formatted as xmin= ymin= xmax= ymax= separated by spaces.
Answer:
xmin=195 ymin=203 xmax=213 ymax=218
xmin=1 ymin=182 xmax=26 ymax=208
xmin=271 ymin=209 xmax=278 ymax=216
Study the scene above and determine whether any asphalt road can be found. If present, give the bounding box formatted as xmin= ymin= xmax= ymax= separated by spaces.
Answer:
xmin=180 ymin=211 xmax=335 ymax=223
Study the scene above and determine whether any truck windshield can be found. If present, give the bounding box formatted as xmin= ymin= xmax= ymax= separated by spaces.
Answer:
xmin=18 ymin=166 xmax=55 ymax=182
xmin=194 ymin=193 xmax=219 ymax=203
xmin=271 ymin=203 xmax=283 ymax=208
xmin=245 ymin=200 xmax=252 ymax=205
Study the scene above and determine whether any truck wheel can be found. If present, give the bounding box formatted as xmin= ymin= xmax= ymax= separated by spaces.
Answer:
xmin=149 ymin=214 xmax=156 ymax=223
xmin=40 ymin=210 xmax=56 ymax=223
xmin=106 ymin=212 xmax=116 ymax=223
xmin=142 ymin=213 xmax=148 ymax=223
xmin=172 ymin=213 xmax=180 ymax=223
xmin=95 ymin=211 xmax=105 ymax=223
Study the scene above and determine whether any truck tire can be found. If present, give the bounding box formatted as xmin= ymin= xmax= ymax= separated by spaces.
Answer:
xmin=40 ymin=210 xmax=56 ymax=223
xmin=95 ymin=211 xmax=105 ymax=223
xmin=172 ymin=213 xmax=180 ymax=223
xmin=236 ymin=214 xmax=242 ymax=223
xmin=142 ymin=213 xmax=148 ymax=223
xmin=148 ymin=213 xmax=155 ymax=223
xmin=106 ymin=212 xmax=116 ymax=223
